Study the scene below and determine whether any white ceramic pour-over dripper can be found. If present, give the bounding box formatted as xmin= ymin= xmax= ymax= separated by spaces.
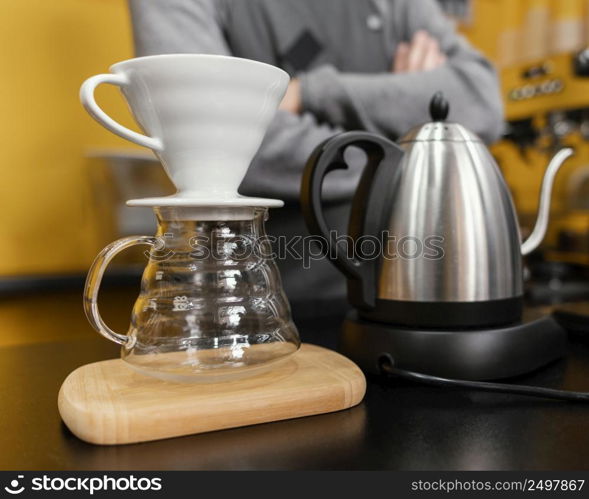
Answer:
xmin=80 ymin=54 xmax=289 ymax=208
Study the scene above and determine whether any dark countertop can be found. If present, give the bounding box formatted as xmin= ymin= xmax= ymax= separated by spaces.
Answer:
xmin=3 ymin=286 xmax=589 ymax=470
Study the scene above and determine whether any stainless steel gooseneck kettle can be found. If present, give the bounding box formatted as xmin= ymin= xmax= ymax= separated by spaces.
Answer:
xmin=302 ymin=93 xmax=572 ymax=329
xmin=301 ymin=93 xmax=574 ymax=381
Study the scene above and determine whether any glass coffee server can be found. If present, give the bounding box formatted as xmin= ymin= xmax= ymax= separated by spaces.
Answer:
xmin=85 ymin=206 xmax=300 ymax=382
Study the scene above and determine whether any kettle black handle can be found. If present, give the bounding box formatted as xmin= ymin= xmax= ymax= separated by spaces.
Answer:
xmin=301 ymin=131 xmax=404 ymax=309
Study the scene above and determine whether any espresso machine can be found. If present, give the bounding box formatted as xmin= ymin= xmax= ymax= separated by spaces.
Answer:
xmin=301 ymin=93 xmax=581 ymax=389
xmin=498 ymin=50 xmax=589 ymax=272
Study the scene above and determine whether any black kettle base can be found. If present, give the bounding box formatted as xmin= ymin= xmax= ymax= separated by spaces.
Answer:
xmin=341 ymin=311 xmax=568 ymax=381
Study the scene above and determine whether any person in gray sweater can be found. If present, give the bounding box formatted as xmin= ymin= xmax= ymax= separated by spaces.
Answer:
xmin=128 ymin=0 xmax=504 ymax=316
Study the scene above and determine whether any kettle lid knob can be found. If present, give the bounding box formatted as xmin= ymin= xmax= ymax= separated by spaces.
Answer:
xmin=429 ymin=92 xmax=449 ymax=121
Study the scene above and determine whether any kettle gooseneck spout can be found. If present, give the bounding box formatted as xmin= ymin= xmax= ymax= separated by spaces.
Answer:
xmin=521 ymin=147 xmax=574 ymax=256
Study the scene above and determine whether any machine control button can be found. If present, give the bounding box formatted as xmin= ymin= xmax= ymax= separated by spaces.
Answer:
xmin=573 ymin=48 xmax=589 ymax=77
xmin=508 ymin=79 xmax=564 ymax=101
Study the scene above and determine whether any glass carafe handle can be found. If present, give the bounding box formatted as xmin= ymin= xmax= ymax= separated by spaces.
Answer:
xmin=84 ymin=236 xmax=157 ymax=345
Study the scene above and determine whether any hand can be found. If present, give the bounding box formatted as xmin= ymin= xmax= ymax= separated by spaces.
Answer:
xmin=279 ymin=78 xmax=302 ymax=114
xmin=393 ymin=30 xmax=447 ymax=73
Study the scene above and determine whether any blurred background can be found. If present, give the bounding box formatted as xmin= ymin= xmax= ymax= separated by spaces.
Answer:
xmin=4 ymin=0 xmax=589 ymax=344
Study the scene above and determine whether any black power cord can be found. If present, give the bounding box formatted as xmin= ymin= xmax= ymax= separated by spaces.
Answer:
xmin=378 ymin=354 xmax=589 ymax=403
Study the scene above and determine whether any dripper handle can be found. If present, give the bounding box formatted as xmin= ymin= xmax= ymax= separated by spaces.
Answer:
xmin=80 ymin=74 xmax=163 ymax=151
xmin=84 ymin=236 xmax=157 ymax=346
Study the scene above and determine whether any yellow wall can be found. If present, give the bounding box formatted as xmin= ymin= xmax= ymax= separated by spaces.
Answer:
xmin=465 ymin=0 xmax=589 ymax=67
xmin=459 ymin=0 xmax=501 ymax=62
xmin=0 ymin=0 xmax=136 ymax=276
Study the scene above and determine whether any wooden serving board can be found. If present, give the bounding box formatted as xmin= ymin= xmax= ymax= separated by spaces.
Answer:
xmin=58 ymin=344 xmax=366 ymax=445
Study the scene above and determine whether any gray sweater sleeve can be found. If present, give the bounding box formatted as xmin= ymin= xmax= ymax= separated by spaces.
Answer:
xmin=128 ymin=0 xmax=231 ymax=55
xmin=127 ymin=0 xmax=349 ymax=204
xmin=300 ymin=0 xmax=504 ymax=144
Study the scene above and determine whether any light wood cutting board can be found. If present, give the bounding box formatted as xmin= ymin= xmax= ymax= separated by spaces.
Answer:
xmin=58 ymin=343 xmax=366 ymax=445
